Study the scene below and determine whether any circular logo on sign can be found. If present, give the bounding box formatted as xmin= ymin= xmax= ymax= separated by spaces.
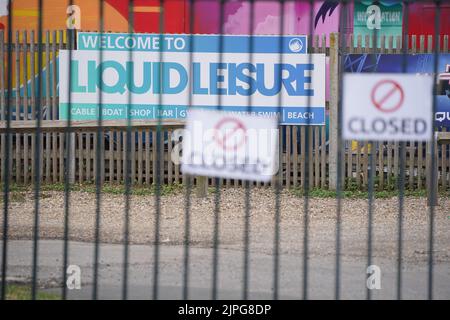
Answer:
xmin=370 ymin=79 xmax=404 ymax=113
xmin=213 ymin=117 xmax=247 ymax=152
xmin=289 ymin=38 xmax=303 ymax=53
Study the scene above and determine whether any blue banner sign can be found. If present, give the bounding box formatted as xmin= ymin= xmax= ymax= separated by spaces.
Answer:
xmin=58 ymin=33 xmax=325 ymax=125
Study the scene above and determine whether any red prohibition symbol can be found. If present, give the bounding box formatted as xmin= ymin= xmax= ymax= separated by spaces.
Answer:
xmin=213 ymin=117 xmax=247 ymax=152
xmin=370 ymin=79 xmax=405 ymax=113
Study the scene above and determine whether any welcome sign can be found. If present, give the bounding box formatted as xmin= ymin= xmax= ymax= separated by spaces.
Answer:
xmin=59 ymin=32 xmax=325 ymax=125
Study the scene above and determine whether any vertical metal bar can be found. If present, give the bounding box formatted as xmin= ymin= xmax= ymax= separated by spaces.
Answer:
xmin=211 ymin=0 xmax=226 ymax=300
xmin=272 ymin=0 xmax=285 ymax=301
xmin=93 ymin=0 xmax=105 ymax=300
xmin=0 ymin=29 xmax=5 ymax=185
xmin=428 ymin=0 xmax=441 ymax=300
xmin=30 ymin=31 xmax=36 ymax=183
xmin=243 ymin=0 xmax=255 ymax=300
xmin=62 ymin=1 xmax=75 ymax=300
xmin=396 ymin=0 xmax=410 ymax=300
xmin=366 ymin=3 xmax=379 ymax=301
xmin=122 ymin=0 xmax=135 ymax=300
xmin=31 ymin=0 xmax=44 ymax=300
xmin=152 ymin=0 xmax=165 ymax=300
xmin=182 ymin=0 xmax=195 ymax=300
xmin=335 ymin=0 xmax=349 ymax=300
xmin=366 ymin=141 xmax=375 ymax=300
xmin=0 ymin=0 xmax=13 ymax=300
xmin=0 ymin=31 xmax=4 ymax=115
xmin=301 ymin=0 xmax=314 ymax=300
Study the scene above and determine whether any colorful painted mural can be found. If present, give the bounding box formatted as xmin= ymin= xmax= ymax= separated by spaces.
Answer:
xmin=191 ymin=0 xmax=340 ymax=40
xmin=0 ymin=0 xmax=187 ymax=34
xmin=1 ymin=1 xmax=449 ymax=40
xmin=0 ymin=0 xmax=188 ymax=92
xmin=0 ymin=0 xmax=341 ymax=97
xmin=0 ymin=0 xmax=344 ymax=36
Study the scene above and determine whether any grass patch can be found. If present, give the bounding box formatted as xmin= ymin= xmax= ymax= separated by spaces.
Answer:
xmin=4 ymin=284 xmax=60 ymax=300
xmin=291 ymin=188 xmax=435 ymax=199
xmin=1 ymin=182 xmax=445 ymax=199
xmin=5 ymin=182 xmax=184 ymax=197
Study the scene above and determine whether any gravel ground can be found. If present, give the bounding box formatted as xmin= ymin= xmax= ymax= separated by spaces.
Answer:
xmin=1 ymin=188 xmax=449 ymax=264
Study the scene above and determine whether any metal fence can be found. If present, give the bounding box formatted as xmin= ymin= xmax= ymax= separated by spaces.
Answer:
xmin=0 ymin=33 xmax=449 ymax=190
xmin=0 ymin=0 xmax=448 ymax=300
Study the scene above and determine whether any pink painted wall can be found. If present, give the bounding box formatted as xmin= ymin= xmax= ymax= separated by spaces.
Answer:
xmin=193 ymin=0 xmax=340 ymax=38
xmin=295 ymin=1 xmax=341 ymax=45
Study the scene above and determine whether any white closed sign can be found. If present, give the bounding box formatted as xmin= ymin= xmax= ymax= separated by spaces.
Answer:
xmin=343 ymin=73 xmax=433 ymax=141
xmin=181 ymin=109 xmax=278 ymax=182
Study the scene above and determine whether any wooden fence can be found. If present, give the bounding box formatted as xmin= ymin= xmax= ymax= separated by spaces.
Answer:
xmin=0 ymin=30 xmax=449 ymax=190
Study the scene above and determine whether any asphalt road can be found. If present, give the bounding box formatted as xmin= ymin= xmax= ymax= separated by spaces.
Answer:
xmin=2 ymin=239 xmax=449 ymax=300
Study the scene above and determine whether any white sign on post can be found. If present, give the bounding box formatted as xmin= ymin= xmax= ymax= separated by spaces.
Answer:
xmin=343 ymin=73 xmax=433 ymax=141
xmin=181 ymin=109 xmax=278 ymax=182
